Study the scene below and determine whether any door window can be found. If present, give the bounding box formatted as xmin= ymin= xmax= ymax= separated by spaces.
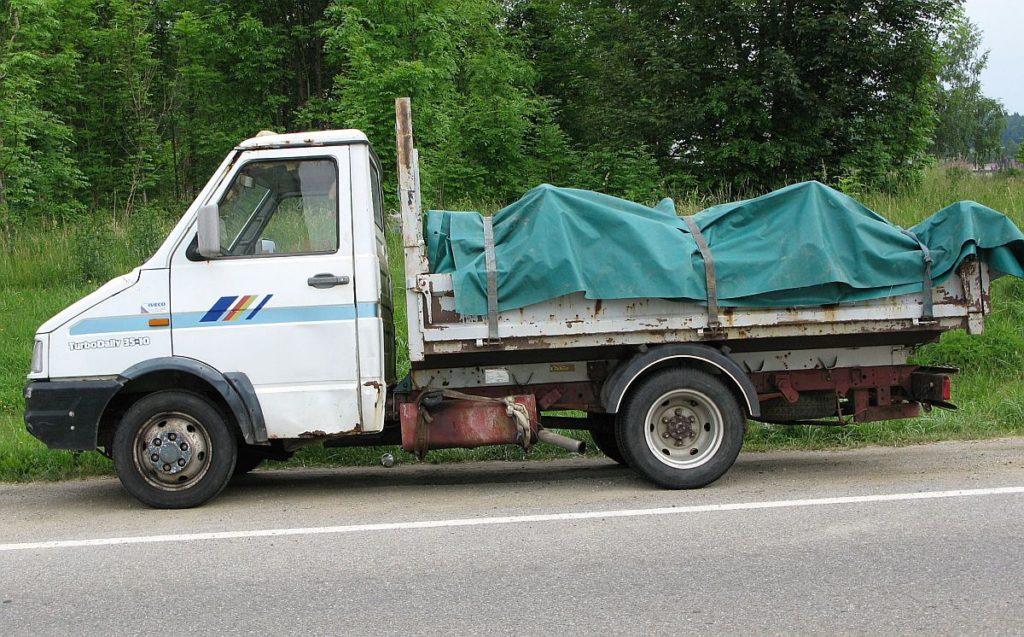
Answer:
xmin=370 ymin=161 xmax=384 ymax=231
xmin=216 ymin=159 xmax=338 ymax=257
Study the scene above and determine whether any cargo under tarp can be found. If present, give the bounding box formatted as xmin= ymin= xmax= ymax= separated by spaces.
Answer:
xmin=425 ymin=181 xmax=1024 ymax=317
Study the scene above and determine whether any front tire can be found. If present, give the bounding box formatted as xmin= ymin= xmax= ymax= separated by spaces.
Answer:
xmin=233 ymin=445 xmax=266 ymax=476
xmin=616 ymin=368 xmax=744 ymax=489
xmin=112 ymin=391 xmax=237 ymax=508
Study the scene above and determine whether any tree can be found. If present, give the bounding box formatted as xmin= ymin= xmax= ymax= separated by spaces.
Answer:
xmin=306 ymin=0 xmax=574 ymax=207
xmin=158 ymin=1 xmax=288 ymax=199
xmin=0 ymin=0 xmax=86 ymax=236
xmin=513 ymin=0 xmax=958 ymax=193
xmin=972 ymin=97 xmax=1006 ymax=167
xmin=933 ymin=9 xmax=1005 ymax=165
xmin=1003 ymin=113 xmax=1024 ymax=160
xmin=59 ymin=0 xmax=164 ymax=217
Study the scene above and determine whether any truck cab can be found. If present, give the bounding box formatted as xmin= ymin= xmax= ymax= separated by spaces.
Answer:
xmin=25 ymin=130 xmax=395 ymax=506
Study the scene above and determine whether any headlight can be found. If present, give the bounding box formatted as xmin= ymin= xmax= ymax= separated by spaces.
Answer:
xmin=31 ymin=339 xmax=43 ymax=374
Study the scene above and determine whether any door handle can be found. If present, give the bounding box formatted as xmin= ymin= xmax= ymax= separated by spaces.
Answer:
xmin=307 ymin=273 xmax=351 ymax=289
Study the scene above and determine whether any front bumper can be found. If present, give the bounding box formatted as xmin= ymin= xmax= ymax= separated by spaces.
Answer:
xmin=24 ymin=380 xmax=123 ymax=450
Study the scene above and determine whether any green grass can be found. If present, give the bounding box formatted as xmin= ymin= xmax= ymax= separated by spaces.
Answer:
xmin=2 ymin=168 xmax=1024 ymax=481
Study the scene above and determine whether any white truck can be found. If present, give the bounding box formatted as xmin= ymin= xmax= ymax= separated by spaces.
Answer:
xmin=25 ymin=99 xmax=985 ymax=508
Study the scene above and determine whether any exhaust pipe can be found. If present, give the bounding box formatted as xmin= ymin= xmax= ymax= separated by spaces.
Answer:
xmin=536 ymin=428 xmax=586 ymax=454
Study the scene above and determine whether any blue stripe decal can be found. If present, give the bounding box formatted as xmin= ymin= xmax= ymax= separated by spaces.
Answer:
xmin=200 ymin=296 xmax=238 ymax=323
xmin=174 ymin=303 xmax=379 ymax=328
xmin=68 ymin=304 xmax=380 ymax=335
xmin=245 ymin=294 xmax=274 ymax=320
xmin=69 ymin=315 xmax=171 ymax=336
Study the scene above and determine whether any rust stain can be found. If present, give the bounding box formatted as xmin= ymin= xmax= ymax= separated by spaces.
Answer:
xmin=298 ymin=425 xmax=363 ymax=439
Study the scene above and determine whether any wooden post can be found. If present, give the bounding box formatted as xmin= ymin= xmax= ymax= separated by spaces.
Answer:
xmin=395 ymin=97 xmax=428 ymax=278
xmin=396 ymin=97 xmax=428 ymax=362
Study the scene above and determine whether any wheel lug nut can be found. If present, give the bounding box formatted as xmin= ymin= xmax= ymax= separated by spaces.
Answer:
xmin=177 ymin=459 xmax=186 ymax=467
xmin=151 ymin=454 xmax=159 ymax=462
xmin=674 ymin=408 xmax=682 ymax=416
xmin=180 ymin=442 xmax=188 ymax=451
xmin=163 ymin=464 xmax=172 ymax=471
xmin=153 ymin=438 xmax=161 ymax=446
xmin=662 ymin=432 xmax=671 ymax=439
xmin=168 ymin=433 xmax=177 ymax=441
xmin=661 ymin=417 xmax=669 ymax=424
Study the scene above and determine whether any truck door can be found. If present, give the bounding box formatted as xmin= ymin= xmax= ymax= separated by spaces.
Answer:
xmin=170 ymin=146 xmax=366 ymax=438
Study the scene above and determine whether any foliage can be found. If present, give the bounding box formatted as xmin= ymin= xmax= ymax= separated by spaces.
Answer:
xmin=511 ymin=0 xmax=957 ymax=194
xmin=158 ymin=1 xmax=289 ymax=198
xmin=932 ymin=9 xmax=1006 ymax=165
xmin=1004 ymin=113 xmax=1024 ymax=161
xmin=0 ymin=0 xmax=987 ymax=225
xmin=0 ymin=0 xmax=86 ymax=234
xmin=300 ymin=0 xmax=576 ymax=207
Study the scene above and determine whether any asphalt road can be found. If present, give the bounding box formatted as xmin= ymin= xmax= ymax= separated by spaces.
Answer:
xmin=1 ymin=438 xmax=1022 ymax=636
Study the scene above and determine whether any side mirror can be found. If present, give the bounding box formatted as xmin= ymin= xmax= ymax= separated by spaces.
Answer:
xmin=197 ymin=203 xmax=221 ymax=258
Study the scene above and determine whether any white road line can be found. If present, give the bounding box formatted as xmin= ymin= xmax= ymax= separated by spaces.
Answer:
xmin=2 ymin=486 xmax=1022 ymax=553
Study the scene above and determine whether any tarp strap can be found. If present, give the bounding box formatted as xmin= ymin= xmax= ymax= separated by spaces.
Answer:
xmin=683 ymin=216 xmax=721 ymax=331
xmin=900 ymin=229 xmax=934 ymax=321
xmin=482 ymin=216 xmax=500 ymax=342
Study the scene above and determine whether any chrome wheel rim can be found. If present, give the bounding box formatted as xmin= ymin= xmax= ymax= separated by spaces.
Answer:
xmin=644 ymin=388 xmax=724 ymax=469
xmin=132 ymin=412 xmax=212 ymax=491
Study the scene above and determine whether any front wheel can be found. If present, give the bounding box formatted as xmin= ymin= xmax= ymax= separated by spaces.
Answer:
xmin=616 ymin=368 xmax=745 ymax=489
xmin=112 ymin=391 xmax=237 ymax=508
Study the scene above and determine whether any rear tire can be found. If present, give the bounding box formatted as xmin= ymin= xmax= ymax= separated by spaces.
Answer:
xmin=587 ymin=414 xmax=628 ymax=466
xmin=112 ymin=391 xmax=237 ymax=509
xmin=616 ymin=368 xmax=744 ymax=489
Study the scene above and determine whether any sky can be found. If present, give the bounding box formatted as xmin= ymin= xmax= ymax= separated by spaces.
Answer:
xmin=964 ymin=0 xmax=1024 ymax=114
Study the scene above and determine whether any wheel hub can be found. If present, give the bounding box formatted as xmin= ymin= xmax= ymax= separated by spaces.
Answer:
xmin=661 ymin=408 xmax=697 ymax=446
xmin=644 ymin=388 xmax=725 ymax=470
xmin=146 ymin=430 xmax=193 ymax=475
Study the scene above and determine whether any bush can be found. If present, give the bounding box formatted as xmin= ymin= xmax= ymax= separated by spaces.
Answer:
xmin=71 ymin=217 xmax=115 ymax=284
xmin=127 ymin=204 xmax=173 ymax=266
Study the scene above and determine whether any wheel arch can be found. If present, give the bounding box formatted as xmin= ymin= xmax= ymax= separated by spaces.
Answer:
xmin=601 ymin=344 xmax=760 ymax=418
xmin=99 ymin=357 xmax=267 ymax=449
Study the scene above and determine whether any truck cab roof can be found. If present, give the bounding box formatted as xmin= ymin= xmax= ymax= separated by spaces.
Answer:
xmin=234 ymin=129 xmax=369 ymax=151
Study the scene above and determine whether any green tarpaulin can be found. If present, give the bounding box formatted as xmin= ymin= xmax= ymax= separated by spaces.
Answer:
xmin=425 ymin=181 xmax=1024 ymax=317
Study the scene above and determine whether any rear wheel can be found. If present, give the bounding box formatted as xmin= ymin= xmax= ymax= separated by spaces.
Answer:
xmin=587 ymin=413 xmax=628 ymax=466
xmin=112 ymin=391 xmax=237 ymax=508
xmin=616 ymin=368 xmax=745 ymax=489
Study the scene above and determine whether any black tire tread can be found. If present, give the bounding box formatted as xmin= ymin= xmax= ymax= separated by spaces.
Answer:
xmin=112 ymin=390 xmax=237 ymax=509
xmin=615 ymin=368 xmax=744 ymax=489
xmin=587 ymin=413 xmax=628 ymax=466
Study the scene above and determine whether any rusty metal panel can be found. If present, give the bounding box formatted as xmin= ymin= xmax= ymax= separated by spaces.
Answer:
xmin=399 ymin=394 xmax=538 ymax=452
xmin=749 ymin=365 xmax=931 ymax=423
xmin=958 ymin=258 xmax=989 ymax=335
xmin=750 ymin=365 xmax=917 ymax=398
xmin=407 ymin=264 xmax=989 ymax=360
